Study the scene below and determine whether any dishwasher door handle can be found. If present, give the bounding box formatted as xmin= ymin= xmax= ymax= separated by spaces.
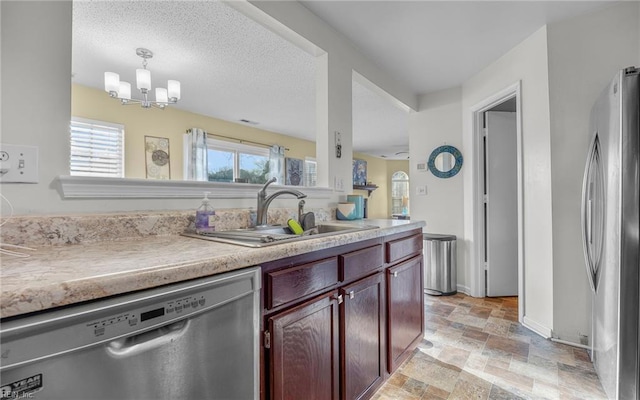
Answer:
xmin=106 ymin=319 xmax=190 ymax=359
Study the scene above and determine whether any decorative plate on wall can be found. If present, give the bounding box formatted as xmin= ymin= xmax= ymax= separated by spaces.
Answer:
xmin=145 ymin=136 xmax=171 ymax=179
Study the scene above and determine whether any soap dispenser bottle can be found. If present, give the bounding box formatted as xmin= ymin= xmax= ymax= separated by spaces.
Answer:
xmin=195 ymin=192 xmax=216 ymax=234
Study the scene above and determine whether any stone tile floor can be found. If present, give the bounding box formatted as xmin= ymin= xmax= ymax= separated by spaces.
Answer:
xmin=373 ymin=293 xmax=607 ymax=400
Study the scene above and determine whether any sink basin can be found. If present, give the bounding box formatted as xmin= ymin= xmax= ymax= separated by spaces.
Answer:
xmin=316 ymin=223 xmax=368 ymax=234
xmin=182 ymin=222 xmax=378 ymax=247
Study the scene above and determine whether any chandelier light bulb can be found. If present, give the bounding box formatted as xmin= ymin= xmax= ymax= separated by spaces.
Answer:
xmin=104 ymin=72 xmax=120 ymax=94
xmin=119 ymin=82 xmax=132 ymax=100
xmin=168 ymin=80 xmax=181 ymax=101
xmin=155 ymin=87 xmax=168 ymax=104
xmin=136 ymin=68 xmax=151 ymax=91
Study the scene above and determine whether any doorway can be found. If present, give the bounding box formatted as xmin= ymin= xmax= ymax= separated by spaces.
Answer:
xmin=471 ymin=82 xmax=524 ymax=323
xmin=484 ymin=103 xmax=517 ymax=296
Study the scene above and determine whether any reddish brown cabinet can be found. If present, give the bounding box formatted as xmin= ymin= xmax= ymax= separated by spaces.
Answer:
xmin=387 ymin=255 xmax=424 ymax=373
xmin=339 ymin=244 xmax=383 ymax=282
xmin=268 ymin=291 xmax=340 ymax=400
xmin=341 ymin=272 xmax=385 ymax=400
xmin=262 ymin=228 xmax=424 ymax=400
xmin=266 ymin=257 xmax=339 ymax=309
xmin=385 ymin=233 xmax=422 ymax=264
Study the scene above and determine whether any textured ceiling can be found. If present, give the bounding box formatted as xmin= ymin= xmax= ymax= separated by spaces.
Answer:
xmin=301 ymin=1 xmax=614 ymax=94
xmin=72 ymin=1 xmax=408 ymax=160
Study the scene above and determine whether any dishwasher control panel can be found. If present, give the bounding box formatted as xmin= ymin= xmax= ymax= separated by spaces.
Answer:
xmin=85 ymin=294 xmax=207 ymax=337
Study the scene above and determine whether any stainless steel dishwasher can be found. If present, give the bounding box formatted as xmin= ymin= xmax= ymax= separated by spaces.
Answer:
xmin=0 ymin=267 xmax=260 ymax=400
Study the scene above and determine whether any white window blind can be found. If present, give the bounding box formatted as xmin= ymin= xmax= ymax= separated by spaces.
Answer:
xmin=70 ymin=118 xmax=124 ymax=177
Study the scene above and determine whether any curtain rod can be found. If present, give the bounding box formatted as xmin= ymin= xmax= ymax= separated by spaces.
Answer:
xmin=206 ymin=132 xmax=290 ymax=151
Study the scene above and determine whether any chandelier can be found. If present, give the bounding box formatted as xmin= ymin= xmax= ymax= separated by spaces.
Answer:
xmin=104 ymin=48 xmax=181 ymax=109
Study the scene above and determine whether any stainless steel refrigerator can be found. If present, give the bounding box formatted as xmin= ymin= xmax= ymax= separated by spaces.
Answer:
xmin=581 ymin=66 xmax=639 ymax=400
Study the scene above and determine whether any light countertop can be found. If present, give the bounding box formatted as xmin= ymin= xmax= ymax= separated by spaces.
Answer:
xmin=1 ymin=219 xmax=424 ymax=319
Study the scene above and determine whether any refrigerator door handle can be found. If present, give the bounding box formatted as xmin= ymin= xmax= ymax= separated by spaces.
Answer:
xmin=587 ymin=194 xmax=592 ymax=245
xmin=581 ymin=133 xmax=604 ymax=293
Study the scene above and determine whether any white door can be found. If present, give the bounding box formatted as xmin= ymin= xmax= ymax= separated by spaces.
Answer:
xmin=485 ymin=111 xmax=518 ymax=296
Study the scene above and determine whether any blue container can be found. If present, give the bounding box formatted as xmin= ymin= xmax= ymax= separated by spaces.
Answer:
xmin=347 ymin=195 xmax=364 ymax=219
xmin=336 ymin=202 xmax=357 ymax=220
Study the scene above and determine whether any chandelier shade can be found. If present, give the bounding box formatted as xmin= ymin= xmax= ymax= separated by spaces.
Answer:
xmin=104 ymin=48 xmax=180 ymax=109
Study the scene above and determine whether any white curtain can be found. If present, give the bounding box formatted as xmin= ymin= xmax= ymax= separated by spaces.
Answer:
xmin=268 ymin=145 xmax=285 ymax=183
xmin=185 ymin=128 xmax=208 ymax=181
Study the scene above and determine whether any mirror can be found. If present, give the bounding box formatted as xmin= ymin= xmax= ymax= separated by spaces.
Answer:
xmin=434 ymin=152 xmax=455 ymax=173
xmin=71 ymin=1 xmax=317 ymax=183
xmin=428 ymin=145 xmax=463 ymax=178
xmin=67 ymin=1 xmax=411 ymax=201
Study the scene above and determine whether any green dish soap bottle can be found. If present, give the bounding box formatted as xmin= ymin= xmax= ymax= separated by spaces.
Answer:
xmin=195 ymin=192 xmax=216 ymax=234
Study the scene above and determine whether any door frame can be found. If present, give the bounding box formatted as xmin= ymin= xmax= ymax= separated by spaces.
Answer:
xmin=469 ymin=81 xmax=524 ymax=323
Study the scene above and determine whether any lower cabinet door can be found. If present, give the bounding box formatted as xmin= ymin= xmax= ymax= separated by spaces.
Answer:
xmin=387 ymin=256 xmax=424 ymax=373
xmin=268 ymin=291 xmax=340 ymax=400
xmin=341 ymin=272 xmax=385 ymax=400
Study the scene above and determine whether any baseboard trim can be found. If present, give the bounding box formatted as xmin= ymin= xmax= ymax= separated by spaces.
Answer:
xmin=456 ymin=284 xmax=471 ymax=296
xmin=523 ymin=316 xmax=552 ymax=338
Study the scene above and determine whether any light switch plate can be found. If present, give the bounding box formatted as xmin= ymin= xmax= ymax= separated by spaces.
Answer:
xmin=0 ymin=144 xmax=39 ymax=183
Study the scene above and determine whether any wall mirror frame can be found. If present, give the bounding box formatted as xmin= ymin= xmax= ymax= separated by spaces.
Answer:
xmin=427 ymin=145 xmax=463 ymax=179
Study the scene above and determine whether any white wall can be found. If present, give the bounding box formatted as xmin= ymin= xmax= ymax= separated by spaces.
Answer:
xmin=408 ymin=88 xmax=466 ymax=290
xmin=547 ymin=2 xmax=640 ymax=343
xmin=0 ymin=1 xmax=416 ymax=216
xmin=461 ymin=27 xmax=554 ymax=332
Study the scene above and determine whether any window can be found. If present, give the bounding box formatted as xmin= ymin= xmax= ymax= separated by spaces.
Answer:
xmin=207 ymin=139 xmax=270 ymax=184
xmin=70 ymin=117 xmax=124 ymax=177
xmin=391 ymin=171 xmax=409 ymax=215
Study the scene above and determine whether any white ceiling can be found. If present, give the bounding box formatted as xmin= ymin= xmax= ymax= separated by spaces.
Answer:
xmin=72 ymin=1 xmax=614 ymax=161
xmin=301 ymin=1 xmax=614 ymax=94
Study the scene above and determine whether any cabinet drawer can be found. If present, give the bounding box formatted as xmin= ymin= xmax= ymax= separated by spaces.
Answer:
xmin=266 ymin=257 xmax=339 ymax=309
xmin=339 ymin=244 xmax=383 ymax=282
xmin=386 ymin=234 xmax=422 ymax=264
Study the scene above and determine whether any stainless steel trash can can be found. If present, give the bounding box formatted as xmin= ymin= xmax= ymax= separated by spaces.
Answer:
xmin=423 ymin=233 xmax=457 ymax=296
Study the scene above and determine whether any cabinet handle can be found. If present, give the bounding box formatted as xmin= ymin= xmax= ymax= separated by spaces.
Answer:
xmin=393 ymin=271 xmax=398 ymax=278
xmin=349 ymin=290 xmax=355 ymax=299
xmin=333 ymin=294 xmax=343 ymax=304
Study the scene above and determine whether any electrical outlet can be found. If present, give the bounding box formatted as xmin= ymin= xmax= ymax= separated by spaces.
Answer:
xmin=417 ymin=163 xmax=427 ymax=171
xmin=334 ymin=176 xmax=345 ymax=192
xmin=416 ymin=185 xmax=427 ymax=196
xmin=0 ymin=144 xmax=39 ymax=183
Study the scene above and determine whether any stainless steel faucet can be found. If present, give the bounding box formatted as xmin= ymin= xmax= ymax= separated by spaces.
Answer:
xmin=298 ymin=199 xmax=306 ymax=222
xmin=256 ymin=177 xmax=307 ymax=227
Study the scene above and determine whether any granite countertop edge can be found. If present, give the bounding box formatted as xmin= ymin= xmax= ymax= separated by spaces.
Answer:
xmin=1 ymin=219 xmax=425 ymax=319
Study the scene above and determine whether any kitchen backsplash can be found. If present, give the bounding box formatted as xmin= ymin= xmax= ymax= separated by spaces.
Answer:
xmin=0 ymin=208 xmax=336 ymax=247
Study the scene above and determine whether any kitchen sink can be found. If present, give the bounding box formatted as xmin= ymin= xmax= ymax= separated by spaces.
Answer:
xmin=181 ymin=222 xmax=379 ymax=247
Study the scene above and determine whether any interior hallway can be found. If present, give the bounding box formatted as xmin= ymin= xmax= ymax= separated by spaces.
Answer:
xmin=373 ymin=294 xmax=606 ymax=400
